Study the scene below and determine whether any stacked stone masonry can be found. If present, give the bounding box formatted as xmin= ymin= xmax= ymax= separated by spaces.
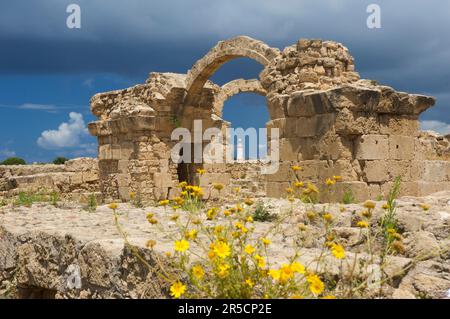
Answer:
xmin=87 ymin=36 xmax=450 ymax=202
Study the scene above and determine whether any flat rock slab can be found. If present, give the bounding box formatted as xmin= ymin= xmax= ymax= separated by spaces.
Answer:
xmin=1 ymin=192 xmax=450 ymax=299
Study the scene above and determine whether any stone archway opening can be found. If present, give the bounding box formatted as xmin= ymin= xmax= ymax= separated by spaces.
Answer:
xmin=221 ymin=92 xmax=270 ymax=161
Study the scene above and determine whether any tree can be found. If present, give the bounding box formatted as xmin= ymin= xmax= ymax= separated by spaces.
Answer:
xmin=1 ymin=157 xmax=26 ymax=165
xmin=53 ymin=157 xmax=69 ymax=165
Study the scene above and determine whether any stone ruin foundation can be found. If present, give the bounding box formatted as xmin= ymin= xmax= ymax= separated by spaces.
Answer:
xmin=87 ymin=36 xmax=450 ymax=203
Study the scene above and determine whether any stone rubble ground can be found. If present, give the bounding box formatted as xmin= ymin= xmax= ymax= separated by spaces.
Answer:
xmin=0 ymin=191 xmax=450 ymax=299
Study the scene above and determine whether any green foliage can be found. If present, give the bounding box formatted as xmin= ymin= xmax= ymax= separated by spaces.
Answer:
xmin=87 ymin=193 xmax=97 ymax=213
xmin=1 ymin=157 xmax=26 ymax=165
xmin=381 ymin=176 xmax=401 ymax=234
xmin=14 ymin=192 xmax=46 ymax=207
xmin=49 ymin=191 xmax=59 ymax=207
xmin=342 ymin=188 xmax=355 ymax=204
xmin=0 ymin=199 xmax=7 ymax=207
xmin=53 ymin=157 xmax=69 ymax=165
xmin=252 ymin=203 xmax=277 ymax=222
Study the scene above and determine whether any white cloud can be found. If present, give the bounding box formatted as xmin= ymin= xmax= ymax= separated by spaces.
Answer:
xmin=0 ymin=149 xmax=16 ymax=157
xmin=420 ymin=120 xmax=450 ymax=135
xmin=37 ymin=112 xmax=89 ymax=149
xmin=18 ymin=103 xmax=59 ymax=113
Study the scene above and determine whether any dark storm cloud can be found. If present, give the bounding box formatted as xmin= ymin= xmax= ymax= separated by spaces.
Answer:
xmin=0 ymin=0 xmax=449 ymax=121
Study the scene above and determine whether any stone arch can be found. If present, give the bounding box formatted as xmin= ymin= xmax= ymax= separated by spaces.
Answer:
xmin=213 ymin=79 xmax=267 ymax=116
xmin=185 ymin=36 xmax=280 ymax=105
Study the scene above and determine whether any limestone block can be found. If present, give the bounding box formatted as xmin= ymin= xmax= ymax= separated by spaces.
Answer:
xmin=334 ymin=181 xmax=369 ymax=203
xmin=279 ymin=138 xmax=301 ymax=161
xmin=265 ymin=182 xmax=290 ymax=198
xmin=333 ymin=160 xmax=360 ymax=181
xmin=98 ymin=144 xmax=112 ymax=160
xmin=355 ymin=135 xmax=389 ymax=160
xmin=335 ymin=108 xmax=380 ymax=135
xmin=414 ymin=160 xmax=450 ymax=182
xmin=116 ymin=174 xmax=130 ymax=187
xmin=264 ymin=163 xmax=293 ymax=182
xmin=416 ymin=182 xmax=450 ymax=196
xmin=379 ymin=115 xmax=419 ymax=136
xmin=318 ymin=134 xmax=353 ymax=160
xmin=82 ymin=171 xmax=99 ymax=183
xmin=367 ymin=184 xmax=381 ymax=200
xmin=380 ymin=181 xmax=419 ymax=197
xmin=389 ymin=135 xmax=415 ymax=160
xmin=153 ymin=173 xmax=174 ymax=188
xmin=286 ymin=91 xmax=332 ymax=117
xmin=266 ymin=118 xmax=297 ymax=138
xmin=267 ymin=94 xmax=288 ymax=119
xmin=386 ymin=160 xmax=412 ymax=182
xmin=363 ymin=160 xmax=388 ymax=183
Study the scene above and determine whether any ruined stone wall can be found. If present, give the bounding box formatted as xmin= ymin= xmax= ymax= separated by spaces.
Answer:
xmin=0 ymin=158 xmax=100 ymax=201
xmin=88 ymin=36 xmax=450 ymax=202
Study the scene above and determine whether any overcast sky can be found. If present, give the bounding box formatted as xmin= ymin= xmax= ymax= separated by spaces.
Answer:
xmin=0 ymin=0 xmax=449 ymax=162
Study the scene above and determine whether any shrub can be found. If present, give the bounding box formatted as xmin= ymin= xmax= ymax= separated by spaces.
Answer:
xmin=112 ymin=168 xmax=408 ymax=299
xmin=53 ymin=157 xmax=69 ymax=165
xmin=87 ymin=193 xmax=97 ymax=213
xmin=1 ymin=157 xmax=26 ymax=165
xmin=252 ymin=203 xmax=276 ymax=222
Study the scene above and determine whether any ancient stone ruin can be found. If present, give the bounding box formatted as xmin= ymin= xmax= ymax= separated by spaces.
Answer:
xmin=87 ymin=36 xmax=450 ymax=203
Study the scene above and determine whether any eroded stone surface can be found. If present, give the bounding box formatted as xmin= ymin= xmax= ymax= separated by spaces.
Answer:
xmin=1 ymin=191 xmax=449 ymax=299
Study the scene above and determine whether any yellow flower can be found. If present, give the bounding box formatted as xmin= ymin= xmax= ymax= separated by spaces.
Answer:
xmin=325 ymin=178 xmax=336 ymax=186
xmin=268 ymin=269 xmax=280 ymax=281
xmin=129 ymin=192 xmax=136 ymax=199
xmin=192 ymin=265 xmax=205 ymax=280
xmin=170 ymin=214 xmax=180 ymax=221
xmin=147 ymin=214 xmax=158 ymax=225
xmin=420 ymin=203 xmax=430 ymax=211
xmin=331 ymin=243 xmax=345 ymax=259
xmin=307 ymin=274 xmax=324 ymax=296
xmin=146 ymin=240 xmax=156 ymax=249
xmin=286 ymin=187 xmax=294 ymax=194
xmin=108 ymin=202 xmax=118 ymax=210
xmin=322 ymin=295 xmax=336 ymax=299
xmin=361 ymin=210 xmax=372 ymax=218
xmin=306 ymin=211 xmax=316 ymax=221
xmin=213 ymin=183 xmax=224 ymax=191
xmin=363 ymin=200 xmax=376 ymax=210
xmin=307 ymin=183 xmax=319 ymax=194
xmin=244 ymin=198 xmax=254 ymax=206
xmin=290 ymin=262 xmax=305 ymax=274
xmin=178 ymin=181 xmax=188 ymax=189
xmin=214 ymin=225 xmax=224 ymax=235
xmin=232 ymin=187 xmax=241 ymax=193
xmin=217 ymin=264 xmax=230 ymax=278
xmin=387 ymin=228 xmax=396 ymax=235
xmin=170 ymin=281 xmax=186 ymax=299
xmin=298 ymin=223 xmax=307 ymax=231
xmin=291 ymin=165 xmax=302 ymax=171
xmin=173 ymin=196 xmax=184 ymax=205
xmin=244 ymin=244 xmax=255 ymax=255
xmin=246 ymin=216 xmax=254 ymax=223
xmin=185 ymin=229 xmax=198 ymax=240
xmin=165 ymin=252 xmax=172 ymax=258
xmin=174 ymin=239 xmax=189 ymax=252
xmin=294 ymin=181 xmax=304 ymax=188
xmin=261 ymin=238 xmax=271 ymax=246
xmin=333 ymin=175 xmax=342 ymax=182
xmin=180 ymin=191 xmax=188 ymax=197
xmin=254 ymin=255 xmax=266 ymax=268
xmin=323 ymin=213 xmax=333 ymax=222
xmin=223 ymin=210 xmax=231 ymax=217
xmin=382 ymin=203 xmax=390 ymax=210
xmin=213 ymin=241 xmax=231 ymax=259
xmin=159 ymin=199 xmax=170 ymax=206
xmin=245 ymin=278 xmax=254 ymax=288
xmin=172 ymin=205 xmax=181 ymax=210
xmin=279 ymin=264 xmax=294 ymax=282
xmin=207 ymin=207 xmax=218 ymax=220
xmin=236 ymin=204 xmax=244 ymax=213
xmin=196 ymin=168 xmax=206 ymax=175
xmin=357 ymin=221 xmax=369 ymax=228
xmin=288 ymin=196 xmax=295 ymax=202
